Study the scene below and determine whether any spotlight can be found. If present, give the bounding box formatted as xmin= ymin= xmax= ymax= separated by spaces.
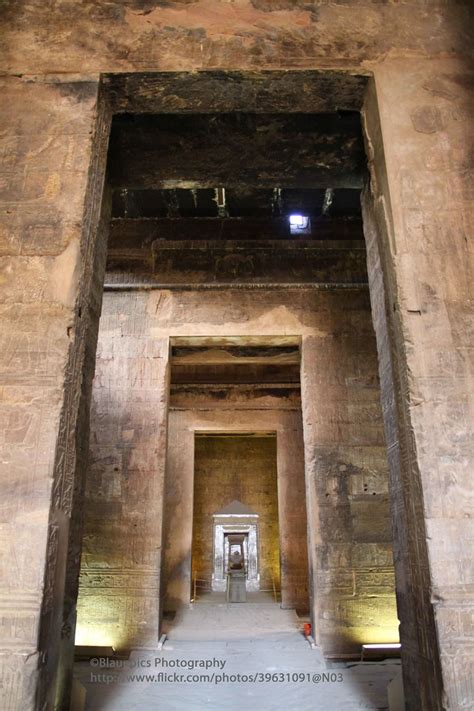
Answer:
xmin=289 ymin=215 xmax=310 ymax=234
xmin=289 ymin=214 xmax=306 ymax=226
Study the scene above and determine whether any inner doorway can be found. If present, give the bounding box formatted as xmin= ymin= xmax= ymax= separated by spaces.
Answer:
xmin=161 ymin=339 xmax=310 ymax=617
xmin=191 ymin=433 xmax=280 ymax=602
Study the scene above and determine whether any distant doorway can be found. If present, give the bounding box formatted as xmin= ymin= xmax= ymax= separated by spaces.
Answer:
xmin=212 ymin=501 xmax=260 ymax=593
xmin=191 ymin=434 xmax=280 ymax=601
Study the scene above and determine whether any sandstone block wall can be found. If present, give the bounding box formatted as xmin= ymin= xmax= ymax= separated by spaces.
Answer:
xmin=2 ymin=4 xmax=472 ymax=708
xmin=301 ymin=324 xmax=397 ymax=653
xmin=2 ymin=2 xmax=471 ymax=75
xmin=76 ymin=293 xmax=170 ymax=650
xmin=0 ymin=76 xmax=109 ymax=709
xmin=77 ymin=287 xmax=395 ymax=652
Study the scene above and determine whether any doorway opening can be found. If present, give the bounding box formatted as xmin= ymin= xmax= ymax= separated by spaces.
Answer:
xmin=67 ymin=72 xmax=405 ymax=711
xmin=45 ymin=69 xmax=428 ymax=711
xmin=191 ymin=433 xmax=280 ymax=604
xmin=161 ymin=338 xmax=310 ymax=619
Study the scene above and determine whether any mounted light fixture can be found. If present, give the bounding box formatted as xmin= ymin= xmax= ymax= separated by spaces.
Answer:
xmin=289 ymin=214 xmax=311 ymax=235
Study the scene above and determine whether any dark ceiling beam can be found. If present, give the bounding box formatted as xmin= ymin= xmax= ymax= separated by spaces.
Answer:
xmin=108 ymin=217 xmax=364 ymax=247
xmin=112 ymin=178 xmax=360 ymax=189
xmin=105 ymin=238 xmax=368 ymax=287
xmin=107 ymin=113 xmax=366 ymax=190
xmin=105 ymin=71 xmax=368 ymax=115
xmin=170 ymin=346 xmax=300 ymax=367
xmin=170 ymin=363 xmax=301 ymax=386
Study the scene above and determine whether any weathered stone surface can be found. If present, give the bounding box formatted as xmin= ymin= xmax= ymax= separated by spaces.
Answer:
xmin=362 ymin=58 xmax=474 ymax=710
xmin=78 ymin=402 xmax=170 ymax=647
xmin=78 ymin=287 xmax=394 ymax=652
xmin=163 ymin=409 xmax=308 ymax=611
xmin=75 ymin=293 xmax=171 ymax=651
xmin=170 ymin=384 xmax=301 ymax=410
xmin=1 ymin=4 xmax=472 ymax=710
xmin=107 ymin=239 xmax=368 ymax=286
xmin=0 ymin=76 xmax=110 ymax=711
xmin=301 ymin=329 xmax=397 ymax=655
xmin=1 ymin=2 xmax=471 ymax=75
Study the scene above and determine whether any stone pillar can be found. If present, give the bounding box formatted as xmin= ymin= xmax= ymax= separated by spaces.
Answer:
xmin=300 ymin=293 xmax=396 ymax=656
xmin=162 ymin=413 xmax=195 ymax=610
xmin=362 ymin=60 xmax=473 ymax=710
xmin=77 ymin=292 xmax=171 ymax=651
xmin=276 ymin=424 xmax=309 ymax=610
xmin=0 ymin=76 xmax=110 ymax=710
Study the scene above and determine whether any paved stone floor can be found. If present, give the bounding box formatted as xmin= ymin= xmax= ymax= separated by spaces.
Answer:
xmin=74 ymin=601 xmax=401 ymax=710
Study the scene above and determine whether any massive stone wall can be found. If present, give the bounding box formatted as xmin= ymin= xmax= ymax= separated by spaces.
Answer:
xmin=76 ymin=293 xmax=170 ymax=650
xmin=77 ymin=287 xmax=396 ymax=653
xmin=362 ymin=60 xmax=474 ymax=710
xmin=301 ymin=319 xmax=397 ymax=654
xmin=1 ymin=1 xmax=471 ymax=75
xmin=0 ymin=76 xmax=110 ymax=710
xmin=1 ymin=3 xmax=472 ymax=709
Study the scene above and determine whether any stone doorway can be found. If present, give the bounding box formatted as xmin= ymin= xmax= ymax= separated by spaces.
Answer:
xmin=214 ymin=505 xmax=260 ymax=594
xmin=193 ymin=435 xmax=277 ymax=599
xmin=11 ymin=73 xmax=452 ymax=711
xmin=161 ymin=343 xmax=311 ymax=616
xmin=66 ymin=73 xmax=405 ymax=710
xmin=72 ymin=75 xmax=401 ymax=662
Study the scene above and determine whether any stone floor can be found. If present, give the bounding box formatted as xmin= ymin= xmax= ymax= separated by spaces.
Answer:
xmin=74 ymin=600 xmax=401 ymax=710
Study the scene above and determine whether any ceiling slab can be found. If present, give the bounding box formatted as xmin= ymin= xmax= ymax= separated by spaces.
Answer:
xmin=108 ymin=216 xmax=364 ymax=245
xmin=108 ymin=113 xmax=365 ymax=191
xmin=169 ymin=336 xmax=301 ymax=348
xmin=105 ymin=71 xmax=368 ymax=115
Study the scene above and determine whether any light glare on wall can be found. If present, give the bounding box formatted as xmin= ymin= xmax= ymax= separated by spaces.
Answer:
xmin=361 ymin=642 xmax=401 ymax=661
xmin=75 ymin=597 xmax=128 ymax=650
xmin=75 ymin=623 xmax=118 ymax=649
xmin=362 ymin=643 xmax=401 ymax=650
